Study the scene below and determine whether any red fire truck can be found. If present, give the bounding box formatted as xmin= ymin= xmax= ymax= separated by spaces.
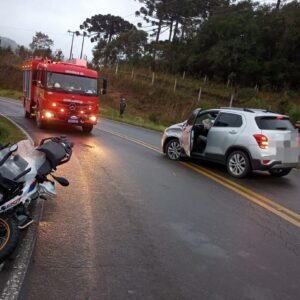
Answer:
xmin=21 ymin=58 xmax=106 ymax=133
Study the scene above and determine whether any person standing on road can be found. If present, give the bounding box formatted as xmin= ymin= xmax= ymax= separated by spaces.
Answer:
xmin=119 ymin=97 xmax=127 ymax=118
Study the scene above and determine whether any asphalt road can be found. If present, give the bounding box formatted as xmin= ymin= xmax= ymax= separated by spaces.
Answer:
xmin=0 ymin=97 xmax=300 ymax=300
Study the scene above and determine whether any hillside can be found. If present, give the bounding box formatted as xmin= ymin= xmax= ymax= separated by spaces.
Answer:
xmin=100 ymin=66 xmax=300 ymax=128
xmin=0 ymin=36 xmax=18 ymax=51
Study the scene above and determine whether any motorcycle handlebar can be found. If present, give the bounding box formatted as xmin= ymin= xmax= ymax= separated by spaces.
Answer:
xmin=39 ymin=136 xmax=71 ymax=146
xmin=39 ymin=136 xmax=73 ymax=150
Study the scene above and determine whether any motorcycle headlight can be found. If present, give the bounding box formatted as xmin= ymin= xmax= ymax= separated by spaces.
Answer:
xmin=39 ymin=181 xmax=56 ymax=197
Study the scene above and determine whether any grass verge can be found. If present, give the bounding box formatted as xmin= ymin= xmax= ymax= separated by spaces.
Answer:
xmin=0 ymin=89 xmax=22 ymax=100
xmin=102 ymin=67 xmax=300 ymax=125
xmin=0 ymin=115 xmax=25 ymax=145
xmin=100 ymin=104 xmax=166 ymax=132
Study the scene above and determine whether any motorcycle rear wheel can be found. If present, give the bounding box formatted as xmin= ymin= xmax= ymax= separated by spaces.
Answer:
xmin=0 ymin=216 xmax=20 ymax=264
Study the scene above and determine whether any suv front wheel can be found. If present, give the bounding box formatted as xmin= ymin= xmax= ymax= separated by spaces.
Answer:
xmin=226 ymin=150 xmax=251 ymax=178
xmin=165 ymin=139 xmax=181 ymax=161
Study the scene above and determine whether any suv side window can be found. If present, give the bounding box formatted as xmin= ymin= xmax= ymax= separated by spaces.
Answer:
xmin=195 ymin=111 xmax=219 ymax=126
xmin=214 ymin=113 xmax=243 ymax=128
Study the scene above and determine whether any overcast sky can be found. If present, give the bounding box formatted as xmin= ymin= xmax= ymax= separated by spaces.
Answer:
xmin=0 ymin=0 xmax=277 ymax=61
xmin=0 ymin=0 xmax=142 ymax=60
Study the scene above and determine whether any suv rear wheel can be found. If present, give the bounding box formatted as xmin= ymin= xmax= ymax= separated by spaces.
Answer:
xmin=269 ymin=168 xmax=292 ymax=177
xmin=226 ymin=150 xmax=251 ymax=178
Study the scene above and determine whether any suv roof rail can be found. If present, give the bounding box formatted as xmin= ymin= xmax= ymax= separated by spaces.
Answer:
xmin=219 ymin=107 xmax=275 ymax=114
xmin=248 ymin=108 xmax=276 ymax=113
xmin=219 ymin=107 xmax=255 ymax=113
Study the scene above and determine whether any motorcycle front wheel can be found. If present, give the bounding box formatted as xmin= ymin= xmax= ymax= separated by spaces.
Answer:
xmin=0 ymin=215 xmax=20 ymax=264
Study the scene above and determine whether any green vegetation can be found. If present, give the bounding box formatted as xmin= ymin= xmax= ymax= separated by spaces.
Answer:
xmin=0 ymin=0 xmax=299 ymax=131
xmin=100 ymin=67 xmax=300 ymax=127
xmin=0 ymin=89 xmax=22 ymax=100
xmin=100 ymin=101 xmax=166 ymax=132
xmin=0 ymin=47 xmax=22 ymax=91
xmin=29 ymin=31 xmax=54 ymax=58
xmin=0 ymin=116 xmax=25 ymax=145
xmin=89 ymin=1 xmax=300 ymax=90
xmin=87 ymin=0 xmax=300 ymax=128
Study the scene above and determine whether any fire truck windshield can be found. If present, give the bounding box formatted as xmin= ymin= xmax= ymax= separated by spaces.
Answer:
xmin=47 ymin=72 xmax=98 ymax=96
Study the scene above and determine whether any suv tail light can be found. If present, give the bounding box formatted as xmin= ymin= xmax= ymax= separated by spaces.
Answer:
xmin=253 ymin=134 xmax=269 ymax=149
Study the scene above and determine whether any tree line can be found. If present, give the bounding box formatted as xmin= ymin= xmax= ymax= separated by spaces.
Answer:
xmin=83 ymin=0 xmax=300 ymax=90
xmin=0 ymin=0 xmax=299 ymax=90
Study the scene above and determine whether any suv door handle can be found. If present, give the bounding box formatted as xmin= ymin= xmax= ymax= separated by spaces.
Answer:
xmin=229 ymin=130 xmax=237 ymax=134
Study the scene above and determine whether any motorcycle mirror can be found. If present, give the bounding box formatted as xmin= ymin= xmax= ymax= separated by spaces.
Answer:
xmin=52 ymin=175 xmax=69 ymax=187
xmin=9 ymin=144 xmax=18 ymax=152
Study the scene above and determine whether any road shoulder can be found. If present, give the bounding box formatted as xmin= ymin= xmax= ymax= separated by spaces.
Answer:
xmin=0 ymin=114 xmax=43 ymax=300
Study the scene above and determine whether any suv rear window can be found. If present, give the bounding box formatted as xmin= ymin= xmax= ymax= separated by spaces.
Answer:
xmin=255 ymin=116 xmax=294 ymax=130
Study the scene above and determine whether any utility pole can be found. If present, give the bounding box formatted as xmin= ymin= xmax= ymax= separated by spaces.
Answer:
xmin=67 ymin=30 xmax=76 ymax=60
xmin=80 ymin=32 xmax=88 ymax=59
xmin=74 ymin=31 xmax=90 ymax=59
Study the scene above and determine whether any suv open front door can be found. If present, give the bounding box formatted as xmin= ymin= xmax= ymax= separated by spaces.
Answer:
xmin=182 ymin=123 xmax=193 ymax=157
xmin=182 ymin=109 xmax=200 ymax=156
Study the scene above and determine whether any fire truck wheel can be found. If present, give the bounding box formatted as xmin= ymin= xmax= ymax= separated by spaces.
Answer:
xmin=24 ymin=109 xmax=31 ymax=119
xmin=82 ymin=124 xmax=93 ymax=133
xmin=36 ymin=109 xmax=46 ymax=129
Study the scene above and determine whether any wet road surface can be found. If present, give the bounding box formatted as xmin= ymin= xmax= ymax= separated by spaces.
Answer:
xmin=0 ymin=97 xmax=299 ymax=300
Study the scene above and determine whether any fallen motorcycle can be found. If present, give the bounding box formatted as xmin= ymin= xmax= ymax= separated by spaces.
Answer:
xmin=0 ymin=136 xmax=73 ymax=263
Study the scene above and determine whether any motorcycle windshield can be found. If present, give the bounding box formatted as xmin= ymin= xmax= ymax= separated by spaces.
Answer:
xmin=0 ymin=140 xmax=46 ymax=181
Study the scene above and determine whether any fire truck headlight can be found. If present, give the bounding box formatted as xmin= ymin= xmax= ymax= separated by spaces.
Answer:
xmin=89 ymin=116 xmax=97 ymax=122
xmin=45 ymin=111 xmax=54 ymax=119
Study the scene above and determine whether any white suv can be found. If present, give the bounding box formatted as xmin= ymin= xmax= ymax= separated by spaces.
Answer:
xmin=161 ymin=108 xmax=299 ymax=178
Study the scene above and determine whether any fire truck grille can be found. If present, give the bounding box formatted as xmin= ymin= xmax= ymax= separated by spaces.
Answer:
xmin=61 ymin=102 xmax=89 ymax=112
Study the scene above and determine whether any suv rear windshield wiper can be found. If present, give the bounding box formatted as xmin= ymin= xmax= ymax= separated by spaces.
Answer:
xmin=275 ymin=127 xmax=288 ymax=130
